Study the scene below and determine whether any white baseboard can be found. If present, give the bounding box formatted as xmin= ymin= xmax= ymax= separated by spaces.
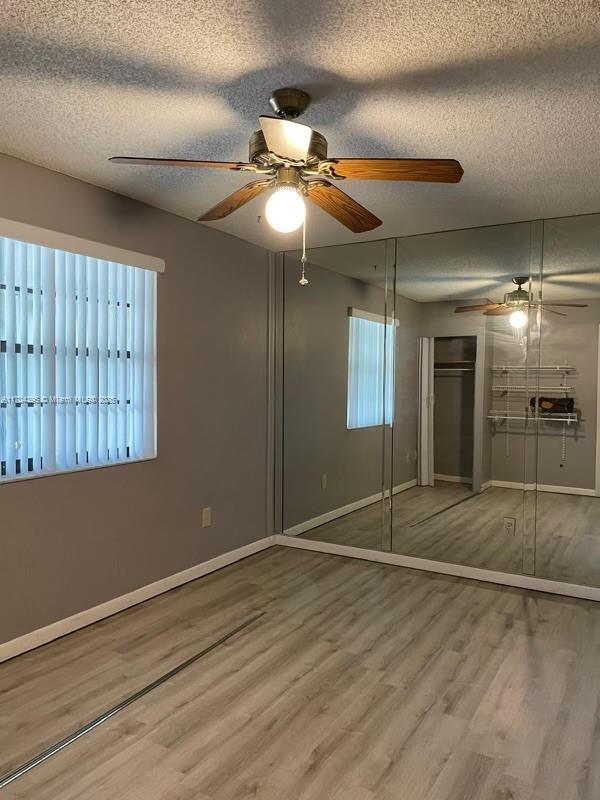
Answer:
xmin=274 ymin=535 xmax=600 ymax=603
xmin=7 ymin=524 xmax=600 ymax=663
xmin=283 ymin=479 xmax=418 ymax=537
xmin=481 ymin=480 xmax=492 ymax=491
xmin=0 ymin=536 xmax=275 ymax=663
xmin=434 ymin=473 xmax=472 ymax=484
xmin=491 ymin=480 xmax=537 ymax=491
xmin=537 ymin=483 xmax=596 ymax=496
xmin=491 ymin=480 xmax=596 ymax=496
xmin=391 ymin=479 xmax=418 ymax=496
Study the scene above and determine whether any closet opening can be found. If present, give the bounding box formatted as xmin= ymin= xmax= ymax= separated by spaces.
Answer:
xmin=415 ymin=335 xmax=478 ymax=523
xmin=433 ymin=335 xmax=477 ymax=490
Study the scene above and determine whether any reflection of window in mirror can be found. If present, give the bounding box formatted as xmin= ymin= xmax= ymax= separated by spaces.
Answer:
xmin=347 ymin=308 xmax=395 ymax=429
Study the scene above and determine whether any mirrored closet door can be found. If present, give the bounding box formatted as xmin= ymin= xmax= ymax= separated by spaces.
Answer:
xmin=533 ymin=213 xmax=600 ymax=587
xmin=390 ymin=222 xmax=537 ymax=574
xmin=280 ymin=212 xmax=600 ymax=594
xmin=281 ymin=239 xmax=396 ymax=551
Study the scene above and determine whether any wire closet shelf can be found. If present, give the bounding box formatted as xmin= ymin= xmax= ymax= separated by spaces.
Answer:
xmin=488 ymin=364 xmax=581 ymax=426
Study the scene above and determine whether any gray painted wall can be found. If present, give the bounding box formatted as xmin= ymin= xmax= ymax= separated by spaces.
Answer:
xmin=0 ymin=154 xmax=270 ymax=644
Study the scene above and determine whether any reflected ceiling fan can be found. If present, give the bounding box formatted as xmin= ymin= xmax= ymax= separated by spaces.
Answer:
xmin=454 ymin=277 xmax=587 ymax=327
xmin=110 ymin=88 xmax=464 ymax=234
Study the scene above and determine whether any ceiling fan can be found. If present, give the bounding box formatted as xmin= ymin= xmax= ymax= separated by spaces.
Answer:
xmin=454 ymin=277 xmax=587 ymax=327
xmin=110 ymin=87 xmax=464 ymax=234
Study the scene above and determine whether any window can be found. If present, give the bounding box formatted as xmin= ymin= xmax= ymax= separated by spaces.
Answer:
xmin=347 ymin=309 xmax=395 ymax=429
xmin=0 ymin=234 xmax=157 ymax=481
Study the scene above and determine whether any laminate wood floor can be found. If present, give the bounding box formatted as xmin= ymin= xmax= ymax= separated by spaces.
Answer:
xmin=299 ymin=482 xmax=600 ymax=586
xmin=2 ymin=546 xmax=600 ymax=799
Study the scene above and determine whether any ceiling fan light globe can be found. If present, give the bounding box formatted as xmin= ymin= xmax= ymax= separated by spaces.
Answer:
xmin=265 ymin=186 xmax=305 ymax=233
xmin=509 ymin=309 xmax=528 ymax=329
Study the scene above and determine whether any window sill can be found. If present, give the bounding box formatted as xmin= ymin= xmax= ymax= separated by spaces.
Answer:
xmin=0 ymin=455 xmax=157 ymax=486
xmin=346 ymin=423 xmax=393 ymax=430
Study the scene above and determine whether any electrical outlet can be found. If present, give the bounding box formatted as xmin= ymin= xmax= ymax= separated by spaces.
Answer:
xmin=321 ymin=474 xmax=328 ymax=490
xmin=503 ymin=517 xmax=516 ymax=536
xmin=202 ymin=507 xmax=212 ymax=528
xmin=406 ymin=451 xmax=411 ymax=464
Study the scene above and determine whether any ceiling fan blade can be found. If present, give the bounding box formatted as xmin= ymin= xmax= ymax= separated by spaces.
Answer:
xmin=325 ymin=158 xmax=464 ymax=183
xmin=259 ymin=116 xmax=312 ymax=162
xmin=307 ymin=181 xmax=382 ymax=233
xmin=484 ymin=306 xmax=512 ymax=316
xmin=539 ymin=302 xmax=588 ymax=308
xmin=110 ymin=156 xmax=250 ymax=170
xmin=541 ymin=307 xmax=567 ymax=317
xmin=198 ymin=179 xmax=274 ymax=222
xmin=454 ymin=303 xmax=500 ymax=313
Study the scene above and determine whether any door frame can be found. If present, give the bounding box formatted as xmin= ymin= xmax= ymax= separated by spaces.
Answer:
xmin=417 ymin=337 xmax=435 ymax=486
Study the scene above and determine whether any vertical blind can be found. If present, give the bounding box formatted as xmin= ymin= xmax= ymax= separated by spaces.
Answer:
xmin=0 ymin=235 xmax=156 ymax=481
xmin=347 ymin=314 xmax=395 ymax=429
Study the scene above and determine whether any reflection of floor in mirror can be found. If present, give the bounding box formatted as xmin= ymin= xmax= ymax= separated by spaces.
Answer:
xmin=536 ymin=493 xmax=600 ymax=586
xmin=297 ymin=481 xmax=473 ymax=551
xmin=298 ymin=482 xmax=600 ymax=587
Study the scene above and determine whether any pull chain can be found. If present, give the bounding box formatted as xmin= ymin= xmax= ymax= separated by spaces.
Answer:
xmin=299 ymin=214 xmax=309 ymax=286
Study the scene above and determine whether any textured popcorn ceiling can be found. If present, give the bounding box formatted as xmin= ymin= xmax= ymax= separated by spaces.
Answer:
xmin=2 ymin=1 xmax=600 ymax=251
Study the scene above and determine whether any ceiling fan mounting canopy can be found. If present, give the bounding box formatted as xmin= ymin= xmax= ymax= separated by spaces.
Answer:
xmin=109 ymin=86 xmax=464 ymax=233
xmin=268 ymin=87 xmax=311 ymax=119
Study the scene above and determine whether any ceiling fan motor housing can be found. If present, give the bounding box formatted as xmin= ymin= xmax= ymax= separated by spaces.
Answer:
xmin=248 ymin=128 xmax=328 ymax=167
xmin=504 ymin=287 xmax=529 ymax=306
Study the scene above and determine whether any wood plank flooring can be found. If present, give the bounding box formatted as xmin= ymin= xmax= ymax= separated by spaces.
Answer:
xmin=2 ymin=546 xmax=600 ymax=799
xmin=298 ymin=482 xmax=600 ymax=586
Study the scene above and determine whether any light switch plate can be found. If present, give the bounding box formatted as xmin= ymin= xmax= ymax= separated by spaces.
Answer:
xmin=202 ymin=507 xmax=212 ymax=528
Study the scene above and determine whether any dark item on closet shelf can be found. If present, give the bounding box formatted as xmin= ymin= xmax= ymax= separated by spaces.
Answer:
xmin=529 ymin=396 xmax=575 ymax=414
